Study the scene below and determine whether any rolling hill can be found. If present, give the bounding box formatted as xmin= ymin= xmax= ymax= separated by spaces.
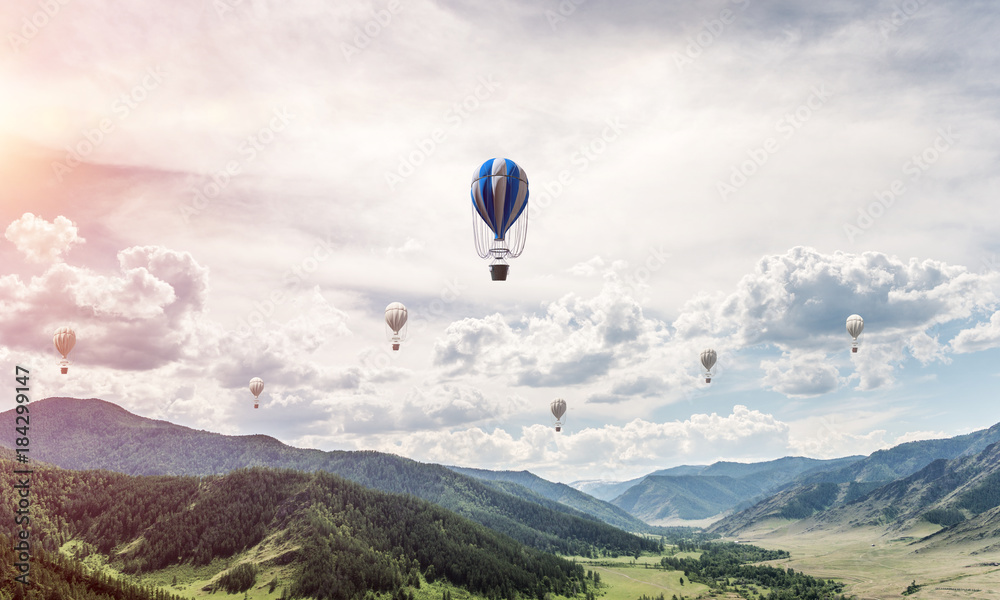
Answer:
xmin=0 ymin=529 xmax=191 ymax=600
xmin=711 ymin=440 xmax=1000 ymax=552
xmin=0 ymin=453 xmax=587 ymax=600
xmin=575 ymin=425 xmax=1000 ymax=528
xmin=795 ymin=422 xmax=1000 ymax=485
xmin=571 ymin=455 xmax=863 ymax=523
xmin=448 ymin=465 xmax=654 ymax=533
xmin=0 ymin=397 xmax=657 ymax=557
xmin=612 ymin=474 xmax=763 ymax=522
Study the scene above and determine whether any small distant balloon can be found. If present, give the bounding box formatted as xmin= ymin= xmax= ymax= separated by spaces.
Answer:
xmin=846 ymin=314 xmax=864 ymax=353
xmin=53 ymin=326 xmax=76 ymax=374
xmin=385 ymin=302 xmax=408 ymax=351
xmin=249 ymin=377 xmax=264 ymax=409
xmin=551 ymin=398 xmax=567 ymax=432
xmin=700 ymin=348 xmax=717 ymax=383
xmin=470 ymin=158 xmax=529 ymax=281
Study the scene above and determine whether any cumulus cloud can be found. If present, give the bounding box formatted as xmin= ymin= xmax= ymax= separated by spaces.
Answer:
xmin=761 ymin=351 xmax=841 ymax=397
xmin=708 ymin=248 xmax=999 ymax=347
xmin=347 ymin=404 xmax=792 ymax=480
xmin=675 ymin=247 xmax=1000 ymax=391
xmin=0 ymin=245 xmax=210 ymax=369
xmin=568 ymin=256 xmax=607 ymax=277
xmin=210 ymin=286 xmax=365 ymax=400
xmin=4 ymin=213 xmax=85 ymax=263
xmin=432 ymin=247 xmax=1000 ymax=403
xmin=433 ymin=283 xmax=670 ymax=391
xmin=950 ymin=310 xmax=1000 ymax=353
xmin=335 ymin=384 xmax=530 ymax=435
xmin=788 ymin=426 xmax=890 ymax=459
xmin=386 ymin=238 xmax=424 ymax=257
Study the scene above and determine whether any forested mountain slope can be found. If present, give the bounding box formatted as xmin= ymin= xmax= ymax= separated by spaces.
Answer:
xmin=712 ymin=440 xmax=1000 ymax=551
xmin=0 ymin=397 xmax=657 ymax=557
xmin=0 ymin=454 xmax=588 ymax=600
xmin=449 ymin=466 xmax=653 ymax=532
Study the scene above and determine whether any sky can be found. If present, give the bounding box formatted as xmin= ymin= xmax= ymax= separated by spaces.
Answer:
xmin=2 ymin=0 xmax=999 ymax=484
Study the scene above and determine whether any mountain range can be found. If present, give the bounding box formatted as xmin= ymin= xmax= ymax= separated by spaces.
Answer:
xmin=0 ymin=449 xmax=587 ymax=600
xmin=8 ymin=396 xmax=1000 ymax=559
xmin=568 ymin=423 xmax=1000 ymax=526
xmin=710 ymin=436 xmax=1000 ymax=554
xmin=571 ymin=455 xmax=864 ymax=523
xmin=0 ymin=397 xmax=657 ymax=559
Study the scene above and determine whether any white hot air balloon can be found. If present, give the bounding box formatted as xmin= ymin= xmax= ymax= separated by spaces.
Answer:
xmin=846 ymin=314 xmax=864 ymax=353
xmin=700 ymin=348 xmax=717 ymax=383
xmin=53 ymin=326 xmax=76 ymax=374
xmin=385 ymin=302 xmax=408 ymax=351
xmin=551 ymin=398 xmax=567 ymax=432
xmin=249 ymin=377 xmax=264 ymax=409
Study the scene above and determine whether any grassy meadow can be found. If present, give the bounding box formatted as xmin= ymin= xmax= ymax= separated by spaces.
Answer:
xmin=730 ymin=519 xmax=1000 ymax=599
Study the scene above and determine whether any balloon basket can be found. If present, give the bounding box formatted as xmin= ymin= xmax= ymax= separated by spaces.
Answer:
xmin=254 ymin=403 xmax=259 ymax=409
xmin=392 ymin=343 xmax=400 ymax=351
xmin=852 ymin=347 xmax=858 ymax=353
xmin=555 ymin=426 xmax=561 ymax=432
xmin=61 ymin=367 xmax=68 ymax=374
xmin=490 ymin=264 xmax=509 ymax=281
xmin=705 ymin=377 xmax=711 ymax=383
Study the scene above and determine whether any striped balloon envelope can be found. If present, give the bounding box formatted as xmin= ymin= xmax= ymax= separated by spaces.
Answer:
xmin=470 ymin=158 xmax=529 ymax=280
xmin=471 ymin=158 xmax=529 ymax=241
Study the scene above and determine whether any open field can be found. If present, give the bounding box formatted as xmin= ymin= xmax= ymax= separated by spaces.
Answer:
xmin=572 ymin=555 xmax=714 ymax=600
xmin=729 ymin=519 xmax=1000 ymax=600
xmin=70 ymin=531 xmax=1000 ymax=600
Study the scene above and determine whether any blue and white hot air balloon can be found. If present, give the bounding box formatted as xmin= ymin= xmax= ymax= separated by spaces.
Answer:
xmin=470 ymin=158 xmax=529 ymax=280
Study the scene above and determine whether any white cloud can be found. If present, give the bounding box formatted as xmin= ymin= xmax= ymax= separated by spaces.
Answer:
xmin=345 ymin=404 xmax=791 ymax=481
xmin=761 ymin=351 xmax=841 ymax=397
xmin=676 ymin=247 xmax=1000 ymax=390
xmin=568 ymin=256 xmax=607 ymax=277
xmin=386 ymin=238 xmax=424 ymax=257
xmin=789 ymin=426 xmax=890 ymax=459
xmin=0 ymin=245 xmax=209 ymax=369
xmin=3 ymin=0 xmax=1000 ymax=480
xmin=4 ymin=213 xmax=85 ymax=263
xmin=431 ymin=247 xmax=1000 ymax=403
xmin=950 ymin=310 xmax=1000 ymax=353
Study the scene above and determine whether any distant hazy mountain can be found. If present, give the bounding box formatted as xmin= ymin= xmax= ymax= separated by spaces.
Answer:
xmin=711 ymin=427 xmax=1000 ymax=540
xmin=571 ymin=455 xmax=862 ymax=523
xmin=571 ymin=478 xmax=648 ymax=502
xmin=0 ymin=397 xmax=658 ymax=557
xmin=448 ymin=466 xmax=653 ymax=532
xmin=613 ymin=475 xmax=763 ymax=522
xmin=795 ymin=422 xmax=1000 ymax=485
